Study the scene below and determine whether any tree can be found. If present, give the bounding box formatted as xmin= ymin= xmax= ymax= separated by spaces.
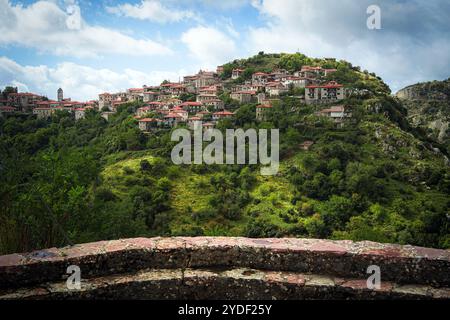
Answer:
xmin=2 ymin=86 xmax=18 ymax=99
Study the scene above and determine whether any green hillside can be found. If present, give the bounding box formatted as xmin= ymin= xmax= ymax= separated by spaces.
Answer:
xmin=1 ymin=53 xmax=449 ymax=255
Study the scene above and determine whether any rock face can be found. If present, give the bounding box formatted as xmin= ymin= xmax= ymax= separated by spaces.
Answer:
xmin=396 ymin=79 xmax=450 ymax=149
xmin=396 ymin=80 xmax=450 ymax=101
xmin=0 ymin=237 xmax=449 ymax=300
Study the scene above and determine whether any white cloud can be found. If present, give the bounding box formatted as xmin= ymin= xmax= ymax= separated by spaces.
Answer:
xmin=0 ymin=0 xmax=172 ymax=58
xmin=181 ymin=26 xmax=238 ymax=69
xmin=106 ymin=0 xmax=198 ymax=23
xmin=0 ymin=56 xmax=185 ymax=101
xmin=199 ymin=0 xmax=249 ymax=10
xmin=247 ymin=0 xmax=450 ymax=92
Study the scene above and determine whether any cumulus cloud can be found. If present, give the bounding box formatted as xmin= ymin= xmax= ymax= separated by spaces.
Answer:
xmin=181 ymin=26 xmax=238 ymax=69
xmin=106 ymin=0 xmax=199 ymax=23
xmin=0 ymin=56 xmax=184 ymax=101
xmin=248 ymin=0 xmax=450 ymax=92
xmin=0 ymin=0 xmax=172 ymax=58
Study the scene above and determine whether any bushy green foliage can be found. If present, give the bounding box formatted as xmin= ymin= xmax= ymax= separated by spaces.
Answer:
xmin=0 ymin=55 xmax=449 ymax=254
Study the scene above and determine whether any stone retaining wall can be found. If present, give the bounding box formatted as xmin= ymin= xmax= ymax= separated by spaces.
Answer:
xmin=0 ymin=237 xmax=449 ymax=299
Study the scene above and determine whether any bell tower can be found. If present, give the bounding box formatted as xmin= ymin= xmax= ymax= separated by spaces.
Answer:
xmin=57 ymin=88 xmax=63 ymax=102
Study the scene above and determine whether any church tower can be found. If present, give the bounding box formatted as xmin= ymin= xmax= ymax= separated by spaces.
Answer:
xmin=57 ymin=88 xmax=63 ymax=102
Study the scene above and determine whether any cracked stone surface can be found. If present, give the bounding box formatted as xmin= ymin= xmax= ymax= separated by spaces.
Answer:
xmin=0 ymin=237 xmax=449 ymax=299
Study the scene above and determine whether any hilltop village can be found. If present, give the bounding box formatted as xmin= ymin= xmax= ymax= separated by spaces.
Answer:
xmin=0 ymin=63 xmax=351 ymax=131
xmin=1 ymin=53 xmax=449 ymax=253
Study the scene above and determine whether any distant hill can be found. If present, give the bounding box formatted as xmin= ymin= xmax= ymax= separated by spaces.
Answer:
xmin=396 ymin=79 xmax=450 ymax=151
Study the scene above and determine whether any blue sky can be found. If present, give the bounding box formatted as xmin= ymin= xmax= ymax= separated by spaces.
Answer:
xmin=1 ymin=0 xmax=449 ymax=101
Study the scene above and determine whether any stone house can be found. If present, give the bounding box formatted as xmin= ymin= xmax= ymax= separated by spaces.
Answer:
xmin=163 ymin=112 xmax=184 ymax=127
xmin=282 ymin=76 xmax=308 ymax=88
xmin=99 ymin=93 xmax=113 ymax=110
xmin=265 ymin=82 xmax=288 ymax=96
xmin=212 ymin=110 xmax=234 ymax=121
xmin=195 ymin=111 xmax=211 ymax=120
xmin=101 ymin=111 xmax=116 ymax=121
xmin=305 ymin=81 xmax=345 ymax=104
xmin=202 ymin=99 xmax=224 ymax=110
xmin=74 ymin=108 xmax=86 ymax=120
xmin=180 ymin=101 xmax=205 ymax=113
xmin=0 ymin=106 xmax=16 ymax=117
xmin=315 ymin=105 xmax=351 ymax=125
xmin=230 ymin=91 xmax=255 ymax=103
xmin=252 ymin=72 xmax=269 ymax=85
xmin=202 ymin=122 xmax=215 ymax=130
xmin=8 ymin=92 xmax=43 ymax=112
xmin=232 ymin=68 xmax=244 ymax=79
xmin=187 ymin=117 xmax=202 ymax=130
xmin=143 ymin=91 xmax=159 ymax=102
xmin=138 ymin=118 xmax=160 ymax=131
xmin=160 ymin=83 xmax=186 ymax=96
xmin=33 ymin=107 xmax=53 ymax=119
xmin=256 ymin=104 xmax=272 ymax=121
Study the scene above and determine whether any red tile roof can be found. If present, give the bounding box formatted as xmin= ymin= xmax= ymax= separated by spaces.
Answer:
xmin=306 ymin=81 xmax=343 ymax=89
xmin=10 ymin=92 xmax=41 ymax=97
xmin=234 ymin=90 xmax=256 ymax=95
xmin=165 ymin=113 xmax=183 ymax=118
xmin=301 ymin=66 xmax=323 ymax=71
xmin=139 ymin=118 xmax=157 ymax=122
xmin=213 ymin=110 xmax=234 ymax=116
xmin=320 ymin=105 xmax=345 ymax=113
xmin=181 ymin=101 xmax=203 ymax=106
xmin=0 ymin=106 xmax=15 ymax=111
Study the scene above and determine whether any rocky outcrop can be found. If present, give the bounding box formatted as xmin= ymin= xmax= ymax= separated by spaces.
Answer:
xmin=396 ymin=79 xmax=450 ymax=147
xmin=0 ymin=237 xmax=449 ymax=300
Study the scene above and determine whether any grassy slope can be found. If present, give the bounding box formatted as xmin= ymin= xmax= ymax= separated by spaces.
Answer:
xmin=96 ymin=54 xmax=448 ymax=246
xmin=96 ymin=112 xmax=448 ymax=246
